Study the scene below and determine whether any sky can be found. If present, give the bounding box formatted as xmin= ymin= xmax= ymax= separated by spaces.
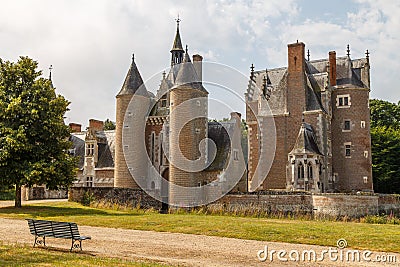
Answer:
xmin=0 ymin=0 xmax=399 ymax=127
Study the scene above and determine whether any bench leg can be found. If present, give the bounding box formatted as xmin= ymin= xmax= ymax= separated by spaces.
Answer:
xmin=70 ymin=239 xmax=82 ymax=252
xmin=34 ymin=236 xmax=46 ymax=247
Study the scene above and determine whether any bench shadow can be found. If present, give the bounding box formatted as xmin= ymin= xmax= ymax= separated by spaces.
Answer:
xmin=34 ymin=245 xmax=97 ymax=256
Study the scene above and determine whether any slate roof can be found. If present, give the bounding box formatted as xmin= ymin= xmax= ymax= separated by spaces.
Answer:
xmin=69 ymin=130 xmax=115 ymax=169
xmin=173 ymin=52 xmax=208 ymax=93
xmin=170 ymin=24 xmax=184 ymax=53
xmin=290 ymin=123 xmax=322 ymax=155
xmin=206 ymin=121 xmax=236 ymax=171
xmin=247 ymin=55 xmax=368 ymax=115
xmin=117 ymin=56 xmax=148 ymax=97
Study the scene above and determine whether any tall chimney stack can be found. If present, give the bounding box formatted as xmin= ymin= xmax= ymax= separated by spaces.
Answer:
xmin=69 ymin=123 xmax=82 ymax=133
xmin=329 ymin=51 xmax=337 ymax=86
xmin=88 ymin=119 xmax=104 ymax=131
xmin=192 ymin=54 xmax=203 ymax=82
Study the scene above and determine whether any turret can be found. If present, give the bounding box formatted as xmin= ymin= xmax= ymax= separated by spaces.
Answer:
xmin=115 ymin=54 xmax=150 ymax=189
xmin=168 ymin=48 xmax=209 ymax=207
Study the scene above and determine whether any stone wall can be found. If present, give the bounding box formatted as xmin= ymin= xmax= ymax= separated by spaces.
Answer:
xmin=69 ymin=187 xmax=400 ymax=218
xmin=69 ymin=187 xmax=161 ymax=209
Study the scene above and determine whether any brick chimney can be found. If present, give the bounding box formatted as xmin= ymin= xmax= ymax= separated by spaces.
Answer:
xmin=329 ymin=51 xmax=337 ymax=86
xmin=288 ymin=41 xmax=305 ymax=74
xmin=88 ymin=119 xmax=104 ymax=131
xmin=69 ymin=123 xmax=82 ymax=133
xmin=192 ymin=54 xmax=203 ymax=82
xmin=287 ymin=41 xmax=306 ymax=118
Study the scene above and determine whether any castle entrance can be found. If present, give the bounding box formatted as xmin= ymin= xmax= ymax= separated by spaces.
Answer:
xmin=161 ymin=168 xmax=169 ymax=213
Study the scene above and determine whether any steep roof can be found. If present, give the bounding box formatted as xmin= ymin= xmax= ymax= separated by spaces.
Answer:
xmin=173 ymin=52 xmax=208 ymax=93
xmin=171 ymin=24 xmax=184 ymax=53
xmin=117 ymin=55 xmax=148 ymax=97
xmin=290 ymin=123 xmax=322 ymax=155
xmin=247 ymin=55 xmax=369 ymax=115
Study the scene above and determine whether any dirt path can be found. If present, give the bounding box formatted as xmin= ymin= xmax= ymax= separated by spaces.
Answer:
xmin=0 ymin=201 xmax=399 ymax=266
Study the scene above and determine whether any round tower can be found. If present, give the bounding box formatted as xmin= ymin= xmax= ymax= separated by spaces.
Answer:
xmin=115 ymin=55 xmax=150 ymax=189
xmin=168 ymin=51 xmax=208 ymax=207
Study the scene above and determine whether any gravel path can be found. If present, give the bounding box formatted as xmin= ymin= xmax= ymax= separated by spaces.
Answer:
xmin=0 ymin=201 xmax=398 ymax=266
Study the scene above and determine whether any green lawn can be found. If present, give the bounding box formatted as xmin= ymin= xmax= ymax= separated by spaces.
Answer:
xmin=0 ymin=243 xmax=168 ymax=267
xmin=0 ymin=201 xmax=399 ymax=253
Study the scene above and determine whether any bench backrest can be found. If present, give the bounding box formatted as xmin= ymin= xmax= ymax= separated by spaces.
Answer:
xmin=26 ymin=219 xmax=81 ymax=239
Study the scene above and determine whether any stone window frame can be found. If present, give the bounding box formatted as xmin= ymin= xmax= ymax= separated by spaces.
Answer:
xmin=363 ymin=176 xmax=368 ymax=184
xmin=343 ymin=119 xmax=351 ymax=132
xmin=344 ymin=142 xmax=352 ymax=158
xmin=336 ymin=94 xmax=351 ymax=108
xmin=86 ymin=143 xmax=95 ymax=156
xmin=150 ymin=132 xmax=155 ymax=164
xmin=307 ymin=162 xmax=313 ymax=180
xmin=233 ymin=149 xmax=239 ymax=161
xmin=361 ymin=121 xmax=366 ymax=128
xmin=297 ymin=162 xmax=305 ymax=179
xmin=86 ymin=176 xmax=93 ymax=187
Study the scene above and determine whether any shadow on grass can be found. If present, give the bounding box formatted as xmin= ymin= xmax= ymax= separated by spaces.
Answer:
xmin=0 ymin=203 xmax=143 ymax=219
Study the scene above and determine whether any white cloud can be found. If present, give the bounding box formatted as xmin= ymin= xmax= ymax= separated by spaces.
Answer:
xmin=0 ymin=0 xmax=398 ymax=125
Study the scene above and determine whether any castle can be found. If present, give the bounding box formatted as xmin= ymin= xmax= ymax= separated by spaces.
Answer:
xmin=67 ymin=20 xmax=373 ymax=206
xmin=70 ymin=20 xmax=246 ymax=207
xmin=246 ymin=42 xmax=373 ymax=193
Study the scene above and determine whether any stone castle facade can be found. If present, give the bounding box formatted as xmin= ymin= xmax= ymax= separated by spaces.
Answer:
xmin=246 ymin=42 xmax=373 ymax=193
xmin=68 ymin=21 xmax=373 ymax=205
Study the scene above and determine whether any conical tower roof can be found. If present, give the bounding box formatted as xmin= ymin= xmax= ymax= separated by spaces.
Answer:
xmin=290 ymin=122 xmax=322 ymax=155
xmin=117 ymin=54 xmax=148 ymax=96
xmin=173 ymin=49 xmax=208 ymax=93
xmin=170 ymin=20 xmax=184 ymax=53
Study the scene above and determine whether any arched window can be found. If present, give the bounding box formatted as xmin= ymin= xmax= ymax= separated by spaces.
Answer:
xmin=150 ymin=181 xmax=155 ymax=190
xmin=150 ymin=132 xmax=155 ymax=164
xmin=308 ymin=163 xmax=313 ymax=179
xmin=297 ymin=162 xmax=304 ymax=179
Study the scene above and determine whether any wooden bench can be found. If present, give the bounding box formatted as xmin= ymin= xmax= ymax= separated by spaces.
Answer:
xmin=26 ymin=219 xmax=91 ymax=251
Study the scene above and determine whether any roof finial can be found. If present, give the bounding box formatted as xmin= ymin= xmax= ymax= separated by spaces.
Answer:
xmin=175 ymin=14 xmax=181 ymax=29
xmin=307 ymin=49 xmax=310 ymax=61
xmin=132 ymin=53 xmax=135 ymax=62
xmin=347 ymin=44 xmax=350 ymax=57
xmin=162 ymin=71 xmax=166 ymax=80
xmin=366 ymin=49 xmax=369 ymax=60
xmin=49 ymin=64 xmax=53 ymax=81
xmin=185 ymin=45 xmax=188 ymax=53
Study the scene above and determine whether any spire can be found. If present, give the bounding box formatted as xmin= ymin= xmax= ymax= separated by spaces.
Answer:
xmin=48 ymin=64 xmax=54 ymax=88
xmin=117 ymin=54 xmax=147 ymax=96
xmin=170 ymin=16 xmax=185 ymax=66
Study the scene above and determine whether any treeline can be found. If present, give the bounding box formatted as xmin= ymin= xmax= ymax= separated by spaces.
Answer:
xmin=370 ymin=99 xmax=400 ymax=194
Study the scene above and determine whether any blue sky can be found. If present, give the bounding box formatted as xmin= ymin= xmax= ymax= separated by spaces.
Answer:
xmin=0 ymin=0 xmax=398 ymax=126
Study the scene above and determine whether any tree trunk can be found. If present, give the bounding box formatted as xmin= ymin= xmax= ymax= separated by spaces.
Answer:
xmin=15 ymin=184 xmax=22 ymax=208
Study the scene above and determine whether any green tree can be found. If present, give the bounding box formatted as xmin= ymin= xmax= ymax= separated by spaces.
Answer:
xmin=0 ymin=57 xmax=77 ymax=207
xmin=370 ymin=99 xmax=400 ymax=129
xmin=370 ymin=99 xmax=400 ymax=194
xmin=104 ymin=119 xmax=116 ymax=130
xmin=371 ymin=126 xmax=400 ymax=193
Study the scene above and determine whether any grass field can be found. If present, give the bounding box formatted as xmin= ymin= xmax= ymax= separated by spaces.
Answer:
xmin=0 ymin=201 xmax=399 ymax=253
xmin=0 ymin=243 xmax=168 ymax=267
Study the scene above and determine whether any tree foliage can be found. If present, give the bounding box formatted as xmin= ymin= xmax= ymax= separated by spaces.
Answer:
xmin=104 ymin=119 xmax=116 ymax=130
xmin=0 ymin=57 xmax=77 ymax=207
xmin=370 ymin=99 xmax=400 ymax=194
